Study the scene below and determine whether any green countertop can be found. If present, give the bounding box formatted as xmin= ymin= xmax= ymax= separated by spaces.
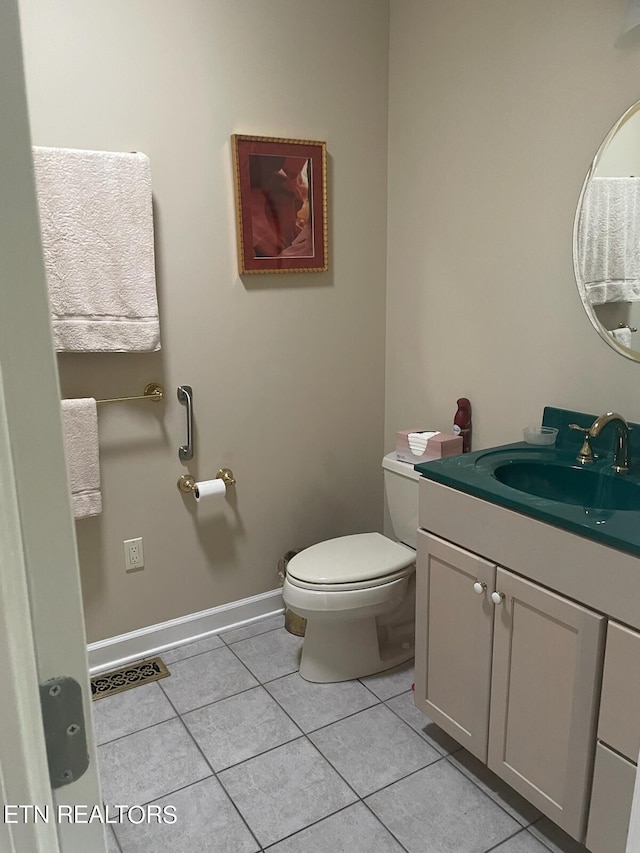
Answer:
xmin=415 ymin=407 xmax=640 ymax=558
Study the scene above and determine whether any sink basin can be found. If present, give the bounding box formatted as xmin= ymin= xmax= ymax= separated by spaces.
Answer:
xmin=493 ymin=461 xmax=640 ymax=511
xmin=414 ymin=407 xmax=640 ymax=555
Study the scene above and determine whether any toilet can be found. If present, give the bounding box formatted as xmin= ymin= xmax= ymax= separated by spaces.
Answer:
xmin=283 ymin=452 xmax=420 ymax=683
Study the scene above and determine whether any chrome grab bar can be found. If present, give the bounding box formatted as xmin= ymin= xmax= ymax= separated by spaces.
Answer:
xmin=177 ymin=385 xmax=194 ymax=462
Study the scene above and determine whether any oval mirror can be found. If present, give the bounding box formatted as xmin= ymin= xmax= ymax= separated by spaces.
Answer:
xmin=574 ymin=100 xmax=640 ymax=362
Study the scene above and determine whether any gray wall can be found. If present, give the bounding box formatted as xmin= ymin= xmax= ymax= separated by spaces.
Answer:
xmin=18 ymin=0 xmax=390 ymax=642
xmin=21 ymin=0 xmax=640 ymax=645
xmin=386 ymin=0 xmax=640 ymax=451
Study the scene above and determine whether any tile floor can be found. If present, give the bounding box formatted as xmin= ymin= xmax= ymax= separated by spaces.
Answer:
xmin=94 ymin=615 xmax=590 ymax=853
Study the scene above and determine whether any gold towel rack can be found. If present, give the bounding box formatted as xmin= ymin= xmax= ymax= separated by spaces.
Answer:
xmin=96 ymin=383 xmax=164 ymax=405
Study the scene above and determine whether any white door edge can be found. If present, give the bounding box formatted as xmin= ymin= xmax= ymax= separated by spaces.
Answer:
xmin=0 ymin=367 xmax=60 ymax=851
xmin=0 ymin=2 xmax=106 ymax=850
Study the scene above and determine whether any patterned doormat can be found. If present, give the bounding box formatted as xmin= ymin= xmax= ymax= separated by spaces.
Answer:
xmin=91 ymin=657 xmax=169 ymax=701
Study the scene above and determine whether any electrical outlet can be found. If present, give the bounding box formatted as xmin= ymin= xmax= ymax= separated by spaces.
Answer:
xmin=124 ymin=537 xmax=144 ymax=572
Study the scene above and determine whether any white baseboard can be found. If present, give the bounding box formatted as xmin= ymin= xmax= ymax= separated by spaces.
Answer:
xmin=87 ymin=588 xmax=284 ymax=675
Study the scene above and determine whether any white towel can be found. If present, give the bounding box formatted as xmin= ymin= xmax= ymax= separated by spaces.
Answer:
xmin=32 ymin=147 xmax=160 ymax=352
xmin=610 ymin=326 xmax=633 ymax=348
xmin=61 ymin=398 xmax=102 ymax=519
xmin=578 ymin=177 xmax=640 ymax=305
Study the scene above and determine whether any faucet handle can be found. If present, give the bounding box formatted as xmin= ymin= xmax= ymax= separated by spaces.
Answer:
xmin=569 ymin=424 xmax=594 ymax=464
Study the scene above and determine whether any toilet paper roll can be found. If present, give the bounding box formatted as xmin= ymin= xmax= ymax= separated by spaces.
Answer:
xmin=194 ymin=478 xmax=226 ymax=502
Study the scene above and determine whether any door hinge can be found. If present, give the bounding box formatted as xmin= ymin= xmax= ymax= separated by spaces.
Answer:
xmin=39 ymin=676 xmax=89 ymax=789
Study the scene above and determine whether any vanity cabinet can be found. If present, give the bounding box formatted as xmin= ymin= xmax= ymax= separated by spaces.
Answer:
xmin=586 ymin=621 xmax=640 ymax=853
xmin=414 ymin=531 xmax=605 ymax=841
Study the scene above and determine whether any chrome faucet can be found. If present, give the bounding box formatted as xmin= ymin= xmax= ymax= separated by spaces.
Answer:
xmin=588 ymin=412 xmax=631 ymax=473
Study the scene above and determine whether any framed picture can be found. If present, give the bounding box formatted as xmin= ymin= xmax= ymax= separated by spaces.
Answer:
xmin=231 ymin=135 xmax=328 ymax=274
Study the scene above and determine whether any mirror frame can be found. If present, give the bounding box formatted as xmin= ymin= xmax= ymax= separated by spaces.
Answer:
xmin=573 ymin=99 xmax=640 ymax=363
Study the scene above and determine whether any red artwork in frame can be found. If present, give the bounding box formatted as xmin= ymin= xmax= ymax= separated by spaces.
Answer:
xmin=232 ymin=135 xmax=328 ymax=274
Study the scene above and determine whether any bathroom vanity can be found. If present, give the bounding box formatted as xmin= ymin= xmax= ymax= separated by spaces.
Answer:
xmin=414 ymin=408 xmax=640 ymax=850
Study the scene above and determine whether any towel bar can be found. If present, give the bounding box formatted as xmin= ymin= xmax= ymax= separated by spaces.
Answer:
xmin=96 ymin=383 xmax=164 ymax=405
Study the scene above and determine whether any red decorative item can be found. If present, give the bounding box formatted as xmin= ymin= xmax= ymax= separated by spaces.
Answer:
xmin=454 ymin=398 xmax=472 ymax=453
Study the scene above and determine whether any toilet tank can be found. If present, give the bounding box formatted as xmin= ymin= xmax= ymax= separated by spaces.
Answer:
xmin=382 ymin=452 xmax=421 ymax=549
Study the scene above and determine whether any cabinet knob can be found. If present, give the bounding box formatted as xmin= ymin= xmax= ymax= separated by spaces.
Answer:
xmin=473 ymin=581 xmax=487 ymax=595
xmin=491 ymin=591 xmax=505 ymax=605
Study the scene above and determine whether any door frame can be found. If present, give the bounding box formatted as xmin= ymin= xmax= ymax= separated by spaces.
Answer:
xmin=0 ymin=371 xmax=61 ymax=853
xmin=0 ymin=2 xmax=106 ymax=851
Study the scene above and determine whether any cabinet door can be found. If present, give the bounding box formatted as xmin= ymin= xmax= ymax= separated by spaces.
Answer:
xmin=586 ymin=742 xmax=636 ymax=853
xmin=415 ymin=531 xmax=496 ymax=761
xmin=488 ymin=568 xmax=605 ymax=842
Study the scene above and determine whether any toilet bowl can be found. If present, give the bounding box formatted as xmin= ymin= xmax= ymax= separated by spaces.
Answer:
xmin=283 ymin=454 xmax=420 ymax=683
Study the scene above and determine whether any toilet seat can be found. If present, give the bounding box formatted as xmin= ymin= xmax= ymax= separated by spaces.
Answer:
xmin=286 ymin=532 xmax=415 ymax=589
xmin=285 ymin=565 xmax=413 ymax=592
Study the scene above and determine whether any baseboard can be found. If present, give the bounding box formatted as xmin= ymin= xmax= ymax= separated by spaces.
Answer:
xmin=87 ymin=588 xmax=284 ymax=675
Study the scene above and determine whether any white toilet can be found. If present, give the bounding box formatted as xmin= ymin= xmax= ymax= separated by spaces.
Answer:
xmin=283 ymin=453 xmax=420 ymax=683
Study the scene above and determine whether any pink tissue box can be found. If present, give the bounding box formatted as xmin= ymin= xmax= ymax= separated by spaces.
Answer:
xmin=396 ymin=430 xmax=463 ymax=464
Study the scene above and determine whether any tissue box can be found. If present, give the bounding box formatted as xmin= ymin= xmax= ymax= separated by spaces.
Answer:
xmin=396 ymin=430 xmax=463 ymax=464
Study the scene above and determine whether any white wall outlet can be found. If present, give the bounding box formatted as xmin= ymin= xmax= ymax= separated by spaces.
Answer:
xmin=124 ymin=537 xmax=144 ymax=572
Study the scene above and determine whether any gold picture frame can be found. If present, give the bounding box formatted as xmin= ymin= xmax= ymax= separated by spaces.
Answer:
xmin=232 ymin=134 xmax=328 ymax=274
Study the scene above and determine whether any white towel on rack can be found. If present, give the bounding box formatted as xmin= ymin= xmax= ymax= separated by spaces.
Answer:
xmin=578 ymin=177 xmax=640 ymax=305
xmin=32 ymin=146 xmax=160 ymax=352
xmin=61 ymin=398 xmax=102 ymax=519
xmin=610 ymin=326 xmax=633 ymax=348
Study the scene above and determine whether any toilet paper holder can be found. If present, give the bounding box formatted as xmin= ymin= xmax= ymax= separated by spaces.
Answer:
xmin=177 ymin=468 xmax=236 ymax=494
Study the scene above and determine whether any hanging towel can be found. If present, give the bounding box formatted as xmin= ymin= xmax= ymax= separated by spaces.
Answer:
xmin=32 ymin=146 xmax=160 ymax=352
xmin=61 ymin=398 xmax=102 ymax=519
xmin=610 ymin=326 xmax=633 ymax=348
xmin=578 ymin=176 xmax=640 ymax=305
